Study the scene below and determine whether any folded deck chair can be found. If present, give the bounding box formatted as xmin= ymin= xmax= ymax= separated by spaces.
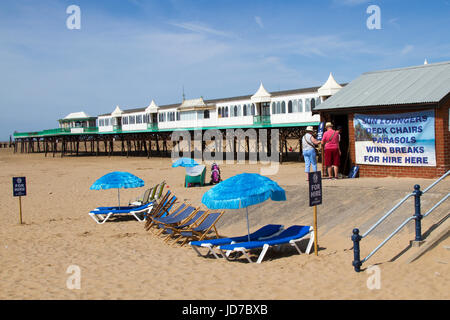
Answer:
xmin=88 ymin=202 xmax=153 ymax=224
xmin=129 ymin=187 xmax=153 ymax=206
xmin=152 ymin=181 xmax=166 ymax=201
xmin=145 ymin=189 xmax=171 ymax=217
xmin=218 ymin=225 xmax=314 ymax=263
xmin=143 ymin=190 xmax=173 ymax=229
xmin=189 ymin=224 xmax=284 ymax=259
xmin=155 ymin=207 xmax=203 ymax=237
xmin=146 ymin=192 xmax=176 ymax=222
xmin=160 ymin=209 xmax=207 ymax=242
xmin=170 ymin=211 xmax=224 ymax=246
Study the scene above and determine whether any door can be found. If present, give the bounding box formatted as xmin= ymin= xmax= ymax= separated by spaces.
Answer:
xmin=331 ymin=114 xmax=350 ymax=175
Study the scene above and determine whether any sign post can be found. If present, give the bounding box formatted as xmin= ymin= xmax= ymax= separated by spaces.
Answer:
xmin=308 ymin=171 xmax=322 ymax=256
xmin=12 ymin=177 xmax=26 ymax=224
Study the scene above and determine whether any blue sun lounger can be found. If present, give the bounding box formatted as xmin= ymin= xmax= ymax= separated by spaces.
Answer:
xmin=218 ymin=225 xmax=314 ymax=263
xmin=189 ymin=224 xmax=284 ymax=259
xmin=89 ymin=202 xmax=154 ymax=224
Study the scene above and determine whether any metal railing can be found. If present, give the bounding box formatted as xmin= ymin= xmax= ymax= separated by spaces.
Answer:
xmin=253 ymin=115 xmax=271 ymax=126
xmin=352 ymin=170 xmax=450 ymax=272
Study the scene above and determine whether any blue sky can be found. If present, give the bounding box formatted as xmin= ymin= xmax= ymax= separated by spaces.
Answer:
xmin=1 ymin=0 xmax=450 ymax=140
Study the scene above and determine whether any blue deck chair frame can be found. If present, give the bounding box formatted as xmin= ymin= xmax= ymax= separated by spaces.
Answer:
xmin=189 ymin=224 xmax=284 ymax=259
xmin=218 ymin=225 xmax=314 ymax=263
xmin=89 ymin=202 xmax=154 ymax=224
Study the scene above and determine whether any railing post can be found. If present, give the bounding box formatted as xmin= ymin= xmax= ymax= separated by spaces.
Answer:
xmin=413 ymin=184 xmax=423 ymax=242
xmin=352 ymin=228 xmax=362 ymax=272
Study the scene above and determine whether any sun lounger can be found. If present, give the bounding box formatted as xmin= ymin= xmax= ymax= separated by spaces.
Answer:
xmin=156 ymin=207 xmax=204 ymax=237
xmin=170 ymin=211 xmax=224 ymax=246
xmin=189 ymin=224 xmax=284 ymax=259
xmin=88 ymin=202 xmax=153 ymax=224
xmin=218 ymin=225 xmax=314 ymax=263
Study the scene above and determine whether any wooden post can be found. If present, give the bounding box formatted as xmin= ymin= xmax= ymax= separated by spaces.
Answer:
xmin=313 ymin=205 xmax=318 ymax=256
xmin=19 ymin=196 xmax=23 ymax=224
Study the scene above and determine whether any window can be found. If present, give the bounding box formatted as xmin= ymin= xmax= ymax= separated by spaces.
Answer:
xmin=298 ymin=99 xmax=303 ymax=112
xmin=276 ymin=101 xmax=281 ymax=114
xmin=251 ymin=104 xmax=255 ymax=116
xmin=104 ymin=118 xmax=110 ymax=126
xmin=180 ymin=111 xmax=196 ymax=121
xmin=129 ymin=115 xmax=136 ymax=124
xmin=99 ymin=119 xmax=105 ymax=126
xmin=204 ymin=110 xmax=210 ymax=119
xmin=233 ymin=105 xmax=238 ymax=117
xmin=176 ymin=112 xmax=180 ymax=121
xmin=310 ymin=98 xmax=315 ymax=110
xmin=225 ymin=106 xmax=229 ymax=117
xmin=281 ymin=101 xmax=286 ymax=113
xmin=136 ymin=115 xmax=143 ymax=124
xmin=288 ymin=101 xmax=293 ymax=113
xmin=237 ymin=105 xmax=241 ymax=117
xmin=243 ymin=104 xmax=247 ymax=116
xmin=292 ymin=100 xmax=298 ymax=113
xmin=305 ymin=98 xmax=311 ymax=112
xmin=272 ymin=102 xmax=276 ymax=114
xmin=316 ymin=97 xmax=321 ymax=107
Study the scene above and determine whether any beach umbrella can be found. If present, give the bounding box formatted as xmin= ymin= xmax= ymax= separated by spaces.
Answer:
xmin=90 ymin=171 xmax=145 ymax=208
xmin=201 ymin=173 xmax=286 ymax=241
xmin=171 ymin=157 xmax=199 ymax=168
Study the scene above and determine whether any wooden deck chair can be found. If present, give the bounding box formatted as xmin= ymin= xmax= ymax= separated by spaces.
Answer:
xmin=145 ymin=202 xmax=190 ymax=231
xmin=160 ymin=208 xmax=208 ymax=242
xmin=144 ymin=190 xmax=171 ymax=230
xmin=171 ymin=211 xmax=224 ymax=246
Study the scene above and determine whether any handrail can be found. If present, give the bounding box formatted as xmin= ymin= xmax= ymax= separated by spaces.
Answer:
xmin=361 ymin=193 xmax=414 ymax=238
xmin=422 ymin=170 xmax=450 ymax=194
xmin=352 ymin=170 xmax=449 ymax=272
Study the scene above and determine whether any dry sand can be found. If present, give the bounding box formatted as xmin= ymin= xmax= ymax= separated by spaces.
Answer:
xmin=0 ymin=148 xmax=448 ymax=300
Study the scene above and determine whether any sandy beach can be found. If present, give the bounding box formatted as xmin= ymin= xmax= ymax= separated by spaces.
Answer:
xmin=0 ymin=148 xmax=448 ymax=300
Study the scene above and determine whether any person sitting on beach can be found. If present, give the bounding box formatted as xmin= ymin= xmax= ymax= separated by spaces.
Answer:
xmin=302 ymin=126 xmax=321 ymax=181
xmin=321 ymin=122 xmax=341 ymax=179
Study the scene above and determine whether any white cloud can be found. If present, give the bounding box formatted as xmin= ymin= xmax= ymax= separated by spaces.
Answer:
xmin=401 ymin=45 xmax=414 ymax=55
xmin=169 ymin=21 xmax=237 ymax=39
xmin=254 ymin=16 xmax=264 ymax=29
